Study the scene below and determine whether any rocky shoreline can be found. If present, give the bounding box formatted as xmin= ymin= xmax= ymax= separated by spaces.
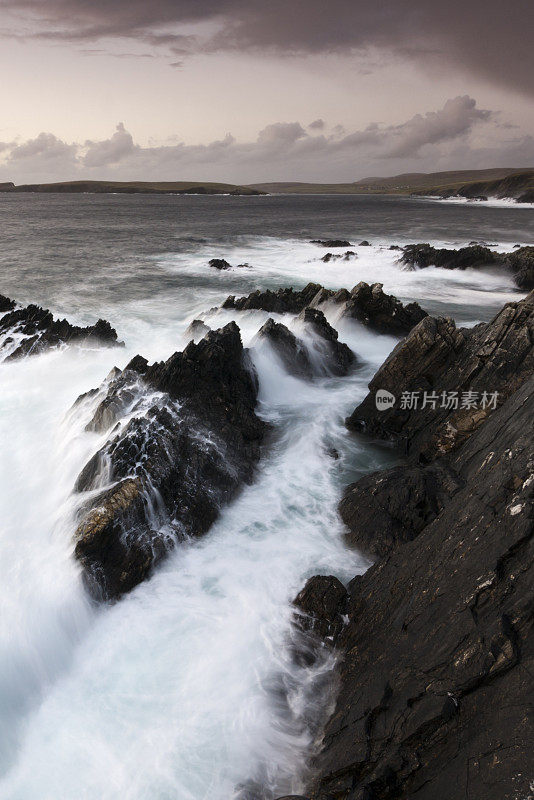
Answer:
xmin=289 ymin=290 xmax=533 ymax=800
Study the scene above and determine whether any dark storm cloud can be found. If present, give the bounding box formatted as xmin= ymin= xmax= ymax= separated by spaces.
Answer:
xmin=1 ymin=0 xmax=532 ymax=94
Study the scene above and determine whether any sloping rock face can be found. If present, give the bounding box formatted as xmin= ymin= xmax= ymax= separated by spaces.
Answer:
xmin=346 ymin=290 xmax=534 ymax=462
xmin=222 ymin=282 xmax=427 ymax=337
xmin=306 ymin=372 xmax=534 ymax=800
xmin=73 ymin=323 xmax=266 ymax=600
xmin=0 ymin=298 xmax=122 ymax=360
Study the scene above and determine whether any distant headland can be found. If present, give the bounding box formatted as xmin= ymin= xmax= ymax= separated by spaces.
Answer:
xmin=0 ymin=167 xmax=533 ymax=201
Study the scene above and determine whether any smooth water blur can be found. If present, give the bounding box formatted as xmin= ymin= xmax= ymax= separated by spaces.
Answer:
xmin=0 ymin=194 xmax=531 ymax=799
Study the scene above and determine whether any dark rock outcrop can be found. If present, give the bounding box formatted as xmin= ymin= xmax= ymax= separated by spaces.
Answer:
xmin=73 ymin=322 xmax=266 ymax=600
xmin=311 ymin=240 xmax=352 ymax=248
xmin=307 ymin=369 xmax=534 ymax=800
xmin=208 ymin=258 xmax=232 ymax=270
xmin=339 ymin=282 xmax=428 ymax=336
xmin=339 ymin=462 xmax=463 ymax=558
xmin=0 ymin=295 xmax=15 ymax=312
xmin=358 ymin=240 xmax=371 ymax=246
xmin=297 ymin=308 xmax=355 ymax=377
xmin=503 ymin=245 xmax=534 ymax=290
xmin=293 ymin=576 xmax=348 ymax=645
xmin=401 ymin=243 xmax=501 ymax=272
xmin=346 ymin=290 xmax=534 ymax=462
xmin=222 ymin=283 xmax=323 ymax=314
xmin=321 ymin=251 xmax=356 ymax=263
xmin=0 ymin=300 xmax=122 ymax=361
xmin=256 ymin=318 xmax=313 ymax=379
xmin=222 ymin=282 xmax=427 ymax=337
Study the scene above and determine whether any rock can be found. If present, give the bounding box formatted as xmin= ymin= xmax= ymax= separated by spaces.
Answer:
xmin=401 ymin=243 xmax=501 ymax=271
xmin=321 ymin=251 xmax=356 ymax=263
xmin=0 ymin=294 xmax=15 ymax=312
xmin=503 ymin=246 xmax=534 ymax=290
xmin=358 ymin=240 xmax=371 ymax=246
xmin=339 ymin=462 xmax=463 ymax=558
xmin=310 ymin=240 xmax=352 ymax=248
xmin=307 ymin=370 xmax=534 ymax=800
xmin=388 ymin=245 xmax=401 ymax=250
xmin=222 ymin=283 xmax=324 ymax=313
xmin=346 ymin=290 xmax=534 ymax=462
xmin=339 ymin=282 xmax=428 ymax=336
xmin=0 ymin=301 xmax=123 ymax=361
xmin=297 ymin=308 xmax=355 ymax=376
xmin=73 ymin=322 xmax=267 ymax=599
xmin=208 ymin=258 xmax=232 ymax=270
xmin=293 ymin=576 xmax=348 ymax=645
xmin=184 ymin=318 xmax=211 ymax=342
xmin=222 ymin=282 xmax=427 ymax=338
xmin=256 ymin=318 xmax=313 ymax=379
xmin=517 ymin=189 xmax=534 ymax=203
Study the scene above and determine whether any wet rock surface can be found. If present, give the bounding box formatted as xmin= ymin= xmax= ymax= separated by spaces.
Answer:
xmin=296 ymin=290 xmax=534 ymax=800
xmin=293 ymin=576 xmax=348 ymax=646
xmin=256 ymin=318 xmax=314 ymax=378
xmin=0 ymin=297 xmax=122 ymax=360
xmin=347 ymin=290 xmax=534 ymax=462
xmin=339 ymin=282 xmax=428 ymax=336
xmin=297 ymin=308 xmax=355 ymax=376
xmin=222 ymin=282 xmax=427 ymax=337
xmin=503 ymin=245 xmax=534 ymax=290
xmin=401 ymin=243 xmax=501 ymax=272
xmin=73 ymin=322 xmax=267 ymax=600
xmin=208 ymin=258 xmax=232 ymax=270
xmin=307 ymin=372 xmax=534 ymax=800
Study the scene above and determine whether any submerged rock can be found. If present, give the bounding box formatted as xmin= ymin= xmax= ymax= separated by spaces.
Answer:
xmin=347 ymin=290 xmax=534 ymax=462
xmin=0 ymin=300 xmax=122 ymax=361
xmin=320 ymin=251 xmax=356 ymax=263
xmin=73 ymin=322 xmax=266 ymax=600
xmin=310 ymin=239 xmax=352 ymax=248
xmin=293 ymin=575 xmax=348 ymax=645
xmin=184 ymin=318 xmax=211 ymax=342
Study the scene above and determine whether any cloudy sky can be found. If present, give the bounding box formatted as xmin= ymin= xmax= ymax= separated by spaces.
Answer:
xmin=0 ymin=0 xmax=532 ymax=183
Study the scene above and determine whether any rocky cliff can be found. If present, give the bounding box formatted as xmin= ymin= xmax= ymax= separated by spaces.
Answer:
xmin=293 ymin=290 xmax=534 ymax=800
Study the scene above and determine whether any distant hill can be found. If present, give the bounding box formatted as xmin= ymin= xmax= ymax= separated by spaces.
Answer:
xmin=0 ymin=180 xmax=263 ymax=196
xmin=247 ymin=168 xmax=534 ymax=196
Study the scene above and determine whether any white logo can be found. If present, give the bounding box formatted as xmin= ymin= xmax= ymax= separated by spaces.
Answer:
xmin=375 ymin=389 xmax=395 ymax=410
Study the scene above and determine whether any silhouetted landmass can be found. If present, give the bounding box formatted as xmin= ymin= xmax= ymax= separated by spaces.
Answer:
xmin=0 ymin=180 xmax=263 ymax=196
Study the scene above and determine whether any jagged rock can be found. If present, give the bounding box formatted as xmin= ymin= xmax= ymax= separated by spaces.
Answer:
xmin=297 ymin=308 xmax=355 ymax=377
xmin=0 ymin=294 xmax=15 ymax=312
xmin=184 ymin=318 xmax=211 ymax=342
xmin=0 ymin=301 xmax=122 ymax=361
xmin=401 ymin=243 xmax=501 ymax=271
xmin=208 ymin=258 xmax=232 ymax=270
xmin=339 ymin=282 xmax=428 ymax=336
xmin=256 ymin=318 xmax=313 ymax=379
xmin=503 ymin=245 xmax=534 ymax=290
xmin=339 ymin=462 xmax=463 ymax=558
xmin=358 ymin=240 xmax=371 ymax=246
xmin=73 ymin=323 xmax=266 ymax=600
xmin=321 ymin=251 xmax=356 ymax=263
xmin=293 ymin=576 xmax=348 ymax=645
xmin=84 ymin=369 xmax=141 ymax=434
xmin=307 ymin=372 xmax=534 ymax=800
xmin=346 ymin=291 xmax=534 ymax=462
xmin=222 ymin=283 xmax=323 ymax=313
xmin=311 ymin=239 xmax=352 ymax=248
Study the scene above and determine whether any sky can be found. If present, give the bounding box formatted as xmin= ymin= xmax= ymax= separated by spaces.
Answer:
xmin=0 ymin=0 xmax=533 ymax=183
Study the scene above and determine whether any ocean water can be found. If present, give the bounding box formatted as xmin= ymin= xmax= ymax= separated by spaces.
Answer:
xmin=0 ymin=193 xmax=531 ymax=799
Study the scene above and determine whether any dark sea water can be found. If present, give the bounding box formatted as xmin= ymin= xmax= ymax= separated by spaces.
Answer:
xmin=0 ymin=194 xmax=531 ymax=799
